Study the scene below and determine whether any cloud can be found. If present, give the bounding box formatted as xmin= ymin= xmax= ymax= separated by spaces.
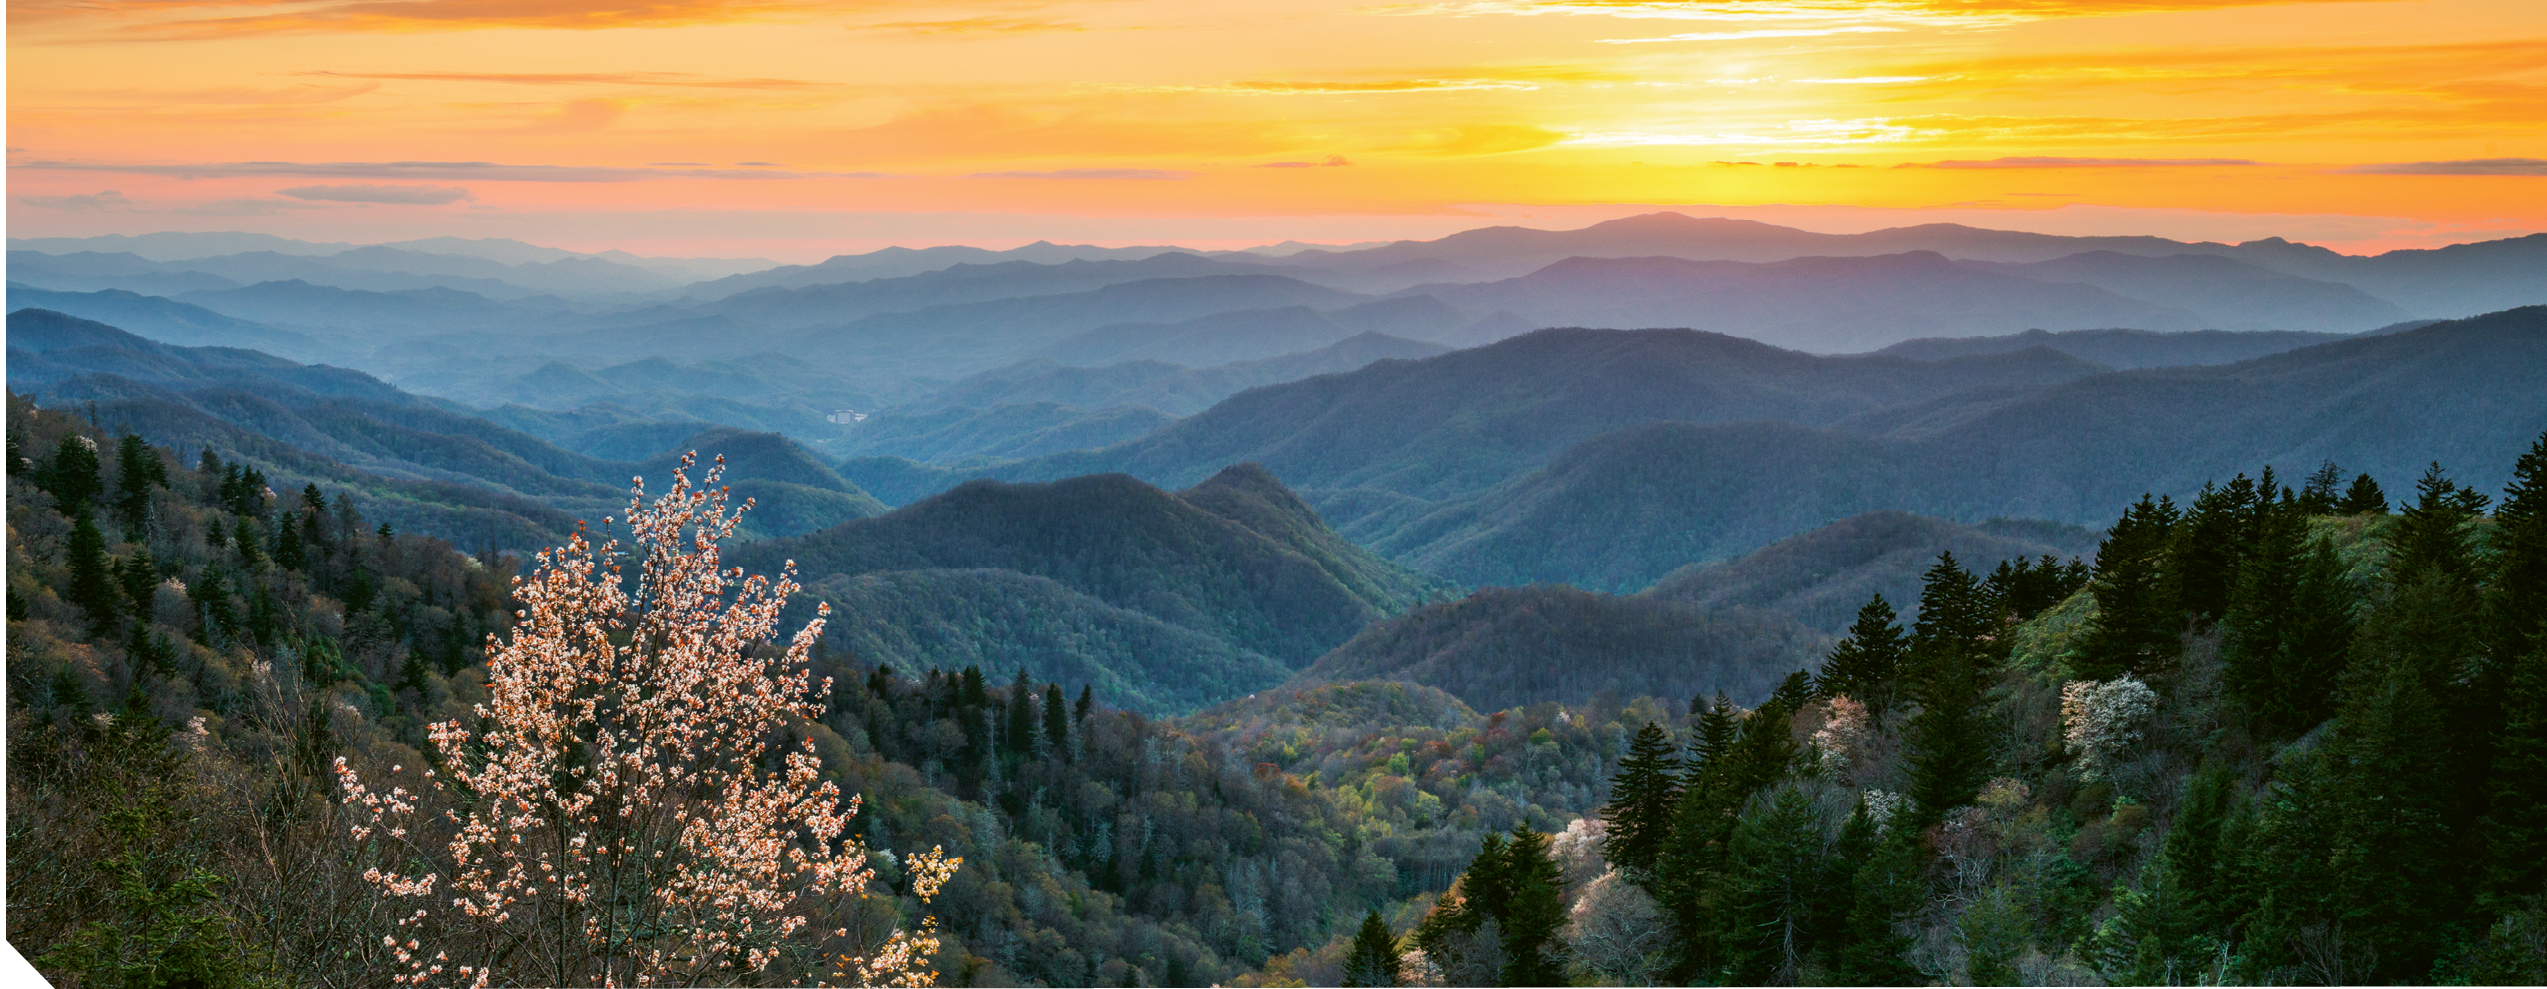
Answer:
xmin=858 ymin=16 xmax=1080 ymax=34
xmin=299 ymin=70 xmax=824 ymax=89
xmin=968 ymin=168 xmax=1197 ymax=180
xmin=1389 ymin=0 xmax=2393 ymax=24
xmin=1258 ymin=156 xmax=1356 ymax=168
xmin=2334 ymin=158 xmax=2547 ymax=176
xmin=17 ymin=190 xmax=130 ymax=211
xmin=172 ymin=198 xmax=321 ymax=216
xmin=279 ymin=183 xmax=475 ymax=204
xmin=1600 ymin=25 xmax=1904 ymax=42
xmin=14 ymin=159 xmax=891 ymax=182
xmin=1908 ymin=156 xmax=2262 ymax=168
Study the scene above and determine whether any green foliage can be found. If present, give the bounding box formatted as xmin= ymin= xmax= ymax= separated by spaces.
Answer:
xmin=2075 ymin=494 xmax=2182 ymax=679
xmin=1815 ymin=594 xmax=1907 ymax=718
xmin=1600 ymin=721 xmax=1681 ymax=878
xmin=2340 ymin=471 xmax=2390 ymax=514
xmin=1340 ymin=910 xmax=1403 ymax=988
xmin=40 ymin=432 xmax=105 ymax=514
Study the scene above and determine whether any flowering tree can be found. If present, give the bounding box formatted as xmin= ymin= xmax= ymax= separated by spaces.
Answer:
xmin=2062 ymin=675 xmax=2158 ymax=783
xmin=336 ymin=457 xmax=956 ymax=987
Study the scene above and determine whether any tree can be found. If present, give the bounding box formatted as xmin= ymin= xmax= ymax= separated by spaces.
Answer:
xmin=334 ymin=458 xmax=957 ymax=987
xmin=41 ymin=433 xmax=105 ymax=514
xmin=2337 ymin=473 xmax=2388 ymax=514
xmin=1720 ymin=785 xmax=1834 ymax=984
xmin=1004 ymin=667 xmax=1037 ymax=757
xmin=1041 ymin=683 xmax=1071 ymax=761
xmin=2166 ymin=475 xmax=2262 ymax=623
xmin=113 ymin=432 xmax=166 ymax=539
xmin=1498 ymin=823 xmax=1570 ymax=988
xmin=66 ymin=507 xmax=122 ymax=634
xmin=2076 ymin=494 xmax=2182 ymax=680
xmin=2222 ymin=511 xmax=2356 ymax=737
xmin=2297 ymin=460 xmax=2345 ymax=516
xmin=1817 ymin=595 xmax=1908 ymax=719
xmin=1600 ymin=721 xmax=1681 ymax=878
xmin=1341 ymin=911 xmax=1403 ymax=988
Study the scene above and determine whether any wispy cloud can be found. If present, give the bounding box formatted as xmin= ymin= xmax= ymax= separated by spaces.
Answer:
xmin=13 ymin=160 xmax=895 ymax=182
xmin=1384 ymin=0 xmax=2392 ymax=24
xmin=857 ymin=16 xmax=1080 ymax=34
xmin=2334 ymin=158 xmax=2547 ymax=176
xmin=1598 ymin=25 xmax=1903 ymax=42
xmin=1258 ymin=156 xmax=1356 ymax=168
xmin=1908 ymin=156 xmax=2262 ymax=168
xmin=299 ymin=70 xmax=828 ymax=89
xmin=16 ymin=190 xmax=130 ymax=211
xmin=968 ymin=168 xmax=1196 ymax=180
xmin=278 ymin=183 xmax=475 ymax=204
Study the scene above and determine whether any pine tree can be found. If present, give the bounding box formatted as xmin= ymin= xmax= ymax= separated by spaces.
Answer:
xmin=1601 ymin=721 xmax=1682 ymax=878
xmin=1904 ymin=553 xmax=1993 ymax=824
xmin=1341 ymin=911 xmax=1403 ymax=988
xmin=66 ymin=508 xmax=122 ymax=634
xmin=2481 ymin=432 xmax=2547 ymax=910
xmin=1075 ymin=684 xmax=1094 ymax=724
xmin=120 ymin=546 xmax=161 ymax=618
xmin=2338 ymin=473 xmax=2388 ymax=514
xmin=1830 ymin=825 xmax=1923 ymax=986
xmin=2076 ymin=494 xmax=2182 ymax=680
xmin=42 ymin=433 xmax=106 ymax=515
xmin=1005 ymin=668 xmax=1037 ymax=756
xmin=273 ymin=517 xmax=305 ymax=572
xmin=112 ymin=433 xmax=164 ymax=539
xmin=1721 ymin=785 xmax=1834 ymax=984
xmin=1499 ymin=823 xmax=1569 ymax=987
xmin=1042 ymin=683 xmax=1071 ymax=761
xmin=2223 ymin=511 xmax=2358 ymax=737
xmin=2167 ymin=475 xmax=2261 ymax=623
xmin=1816 ymin=596 xmax=1908 ymax=718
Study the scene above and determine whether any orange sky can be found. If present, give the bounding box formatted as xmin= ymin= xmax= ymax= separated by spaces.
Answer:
xmin=9 ymin=0 xmax=2544 ymax=259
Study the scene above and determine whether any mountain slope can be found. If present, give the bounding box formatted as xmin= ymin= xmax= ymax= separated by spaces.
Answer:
xmin=730 ymin=466 xmax=1450 ymax=670
xmin=1971 ymin=251 xmax=2409 ymax=332
xmin=1288 ymin=586 xmax=1822 ymax=713
xmin=1378 ymin=307 xmax=2547 ymax=588
xmin=1874 ymin=326 xmax=2352 ymax=368
xmin=1644 ymin=510 xmax=2100 ymax=631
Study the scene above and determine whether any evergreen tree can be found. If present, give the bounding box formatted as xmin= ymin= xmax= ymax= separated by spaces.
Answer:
xmin=2481 ymin=432 xmax=2547 ymax=909
xmin=1904 ymin=553 xmax=1993 ymax=824
xmin=1815 ymin=596 xmax=1908 ymax=718
xmin=2497 ymin=432 xmax=2547 ymax=661
xmin=1830 ymin=826 xmax=1924 ymax=986
xmin=112 ymin=433 xmax=165 ymax=539
xmin=66 ymin=508 xmax=122 ymax=634
xmin=1498 ymin=823 xmax=1569 ymax=987
xmin=2076 ymin=494 xmax=2182 ymax=679
xmin=1601 ymin=721 xmax=1682 ymax=878
xmin=1720 ymin=785 xmax=1834 ymax=984
xmin=2338 ymin=473 xmax=2388 ymax=514
xmin=1341 ymin=911 xmax=1403 ymax=988
xmin=43 ymin=433 xmax=105 ymax=514
xmin=1910 ymin=552 xmax=1993 ymax=674
xmin=120 ymin=546 xmax=162 ymax=619
xmin=192 ymin=565 xmax=239 ymax=646
xmin=1075 ymin=684 xmax=1094 ymax=724
xmin=2166 ymin=475 xmax=2261 ymax=623
xmin=233 ymin=518 xmax=263 ymax=570
xmin=273 ymin=518 xmax=306 ymax=572
xmin=2223 ymin=510 xmax=2357 ymax=737
xmin=1043 ymin=683 xmax=1071 ymax=761
xmin=1005 ymin=668 xmax=1037 ymax=756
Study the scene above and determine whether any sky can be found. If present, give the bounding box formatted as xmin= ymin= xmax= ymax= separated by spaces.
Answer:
xmin=8 ymin=0 xmax=2544 ymax=261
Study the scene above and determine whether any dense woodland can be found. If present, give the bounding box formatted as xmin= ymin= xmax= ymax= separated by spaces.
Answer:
xmin=10 ymin=369 xmax=2547 ymax=986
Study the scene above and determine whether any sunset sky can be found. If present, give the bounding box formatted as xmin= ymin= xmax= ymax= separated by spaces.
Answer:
xmin=9 ymin=0 xmax=2544 ymax=259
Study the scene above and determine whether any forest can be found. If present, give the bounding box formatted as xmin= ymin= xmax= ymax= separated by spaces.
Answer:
xmin=8 ymin=374 xmax=2547 ymax=986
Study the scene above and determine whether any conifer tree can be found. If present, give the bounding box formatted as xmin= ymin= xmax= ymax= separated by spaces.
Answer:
xmin=112 ymin=433 xmax=165 ymax=539
xmin=273 ymin=517 xmax=305 ymax=572
xmin=120 ymin=546 xmax=161 ymax=618
xmin=1043 ymin=683 xmax=1072 ymax=761
xmin=66 ymin=508 xmax=122 ymax=634
xmin=2077 ymin=494 xmax=2182 ymax=679
xmin=1076 ymin=684 xmax=1094 ymax=724
xmin=42 ymin=433 xmax=105 ymax=515
xmin=1006 ymin=667 xmax=1037 ymax=756
xmin=2167 ymin=475 xmax=2261 ymax=623
xmin=1904 ymin=553 xmax=1993 ymax=823
xmin=1341 ymin=911 xmax=1403 ymax=988
xmin=1498 ymin=823 xmax=1569 ymax=987
xmin=2223 ymin=511 xmax=2357 ymax=737
xmin=1721 ymin=785 xmax=1834 ymax=984
xmin=2338 ymin=472 xmax=2388 ymax=514
xmin=1830 ymin=824 xmax=1923 ymax=986
xmin=1816 ymin=596 xmax=1908 ymax=718
xmin=2481 ymin=432 xmax=2547 ymax=910
xmin=1601 ymin=721 xmax=1682 ymax=879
